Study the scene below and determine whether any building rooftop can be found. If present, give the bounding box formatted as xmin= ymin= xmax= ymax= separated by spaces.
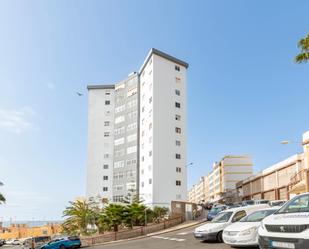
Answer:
xmin=87 ymin=84 xmax=115 ymax=90
xmin=139 ymin=48 xmax=189 ymax=73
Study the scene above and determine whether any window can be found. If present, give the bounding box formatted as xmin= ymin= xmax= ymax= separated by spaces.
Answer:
xmin=105 ymin=91 xmax=110 ymax=95
xmin=142 ymin=106 xmax=145 ymax=112
xmin=175 ymin=89 xmax=180 ymax=96
xmin=113 ymin=172 xmax=124 ymax=180
xmin=103 ymin=164 xmax=109 ymax=169
xmin=176 ymin=180 xmax=181 ymax=186
xmin=175 ymin=102 xmax=181 ymax=108
xmin=105 ymin=100 xmax=110 ymax=105
xmin=176 ymin=194 xmax=182 ymax=199
xmin=103 ymin=187 xmax=108 ymax=191
xmin=114 ymin=185 xmax=124 ymax=191
xmin=232 ymin=211 xmax=247 ymax=222
xmin=114 ymin=161 xmax=125 ymax=169
xmin=175 ymin=77 xmax=181 ymax=83
xmin=175 ymin=65 xmax=180 ymax=71
xmin=175 ymin=127 xmax=181 ymax=134
xmin=105 ymin=111 xmax=111 ymax=116
xmin=176 ymin=154 xmax=181 ymax=159
xmin=113 ymin=195 xmax=124 ymax=202
xmin=176 ymin=167 xmax=181 ymax=173
xmin=149 ymin=97 xmax=152 ymax=103
xmin=115 ymin=105 xmax=125 ymax=113
xmin=175 ymin=115 xmax=181 ymax=121
xmin=149 ymin=178 xmax=152 ymax=184
xmin=104 ymin=132 xmax=110 ymax=137
xmin=141 ymin=182 xmax=144 ymax=187
xmin=149 ymin=70 xmax=152 ymax=75
xmin=103 ymin=176 xmax=108 ymax=180
xmin=127 ymin=122 xmax=137 ymax=131
xmin=149 ymin=83 xmax=152 ymax=91
xmin=104 ymin=153 xmax=109 ymax=159
xmin=149 ymin=136 xmax=152 ymax=143
xmin=142 ymin=156 xmax=145 ymax=162
xmin=149 ymin=151 xmax=152 ymax=157
xmin=149 ymin=123 xmax=152 ymax=130
xmin=126 ymin=159 xmax=137 ymax=166
xmin=142 ymin=131 xmax=145 ymax=137
xmin=148 ymin=165 xmax=152 ymax=171
xmin=127 ymin=146 xmax=137 ymax=154
xmin=127 ymin=133 xmax=137 ymax=142
xmin=114 ymin=137 xmax=125 ymax=146
xmin=141 ymin=169 xmax=144 ymax=175
xmin=104 ymin=121 xmax=110 ymax=126
xmin=176 ymin=140 xmax=181 ymax=146
xmin=115 ymin=115 xmax=125 ymax=124
xmin=126 ymin=170 xmax=136 ymax=179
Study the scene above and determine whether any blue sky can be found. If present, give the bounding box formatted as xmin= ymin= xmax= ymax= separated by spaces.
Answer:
xmin=0 ymin=0 xmax=308 ymax=221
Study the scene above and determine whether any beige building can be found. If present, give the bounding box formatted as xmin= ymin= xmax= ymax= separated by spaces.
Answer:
xmin=188 ymin=155 xmax=253 ymax=203
xmin=237 ymin=130 xmax=309 ymax=201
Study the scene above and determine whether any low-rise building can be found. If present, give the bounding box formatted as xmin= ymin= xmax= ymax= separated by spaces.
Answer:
xmin=236 ymin=130 xmax=309 ymax=201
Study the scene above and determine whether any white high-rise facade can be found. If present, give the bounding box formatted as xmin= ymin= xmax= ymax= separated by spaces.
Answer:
xmin=86 ymin=48 xmax=188 ymax=207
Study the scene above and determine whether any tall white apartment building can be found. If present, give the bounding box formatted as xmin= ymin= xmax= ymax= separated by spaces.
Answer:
xmin=86 ymin=48 xmax=189 ymax=207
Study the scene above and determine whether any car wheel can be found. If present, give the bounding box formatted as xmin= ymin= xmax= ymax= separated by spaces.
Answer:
xmin=217 ymin=231 xmax=223 ymax=243
xmin=60 ymin=245 xmax=66 ymax=249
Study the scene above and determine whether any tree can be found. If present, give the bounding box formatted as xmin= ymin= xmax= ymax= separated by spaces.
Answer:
xmin=0 ymin=181 xmax=5 ymax=204
xmin=295 ymin=33 xmax=309 ymax=63
xmin=124 ymin=202 xmax=147 ymax=227
xmin=153 ymin=206 xmax=169 ymax=219
xmin=102 ymin=204 xmax=125 ymax=232
xmin=62 ymin=200 xmax=97 ymax=235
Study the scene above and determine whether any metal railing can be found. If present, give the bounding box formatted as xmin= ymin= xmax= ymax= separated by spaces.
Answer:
xmin=80 ymin=216 xmax=183 ymax=246
xmin=289 ymin=169 xmax=308 ymax=191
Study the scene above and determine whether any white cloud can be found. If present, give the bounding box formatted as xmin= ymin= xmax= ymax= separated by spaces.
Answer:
xmin=47 ymin=82 xmax=55 ymax=89
xmin=0 ymin=106 xmax=37 ymax=134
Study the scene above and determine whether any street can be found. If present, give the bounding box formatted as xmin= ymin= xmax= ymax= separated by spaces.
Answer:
xmin=90 ymin=224 xmax=235 ymax=249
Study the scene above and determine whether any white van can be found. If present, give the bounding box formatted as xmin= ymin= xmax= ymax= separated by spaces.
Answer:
xmin=259 ymin=192 xmax=309 ymax=249
xmin=223 ymin=206 xmax=278 ymax=246
xmin=193 ymin=204 xmax=269 ymax=242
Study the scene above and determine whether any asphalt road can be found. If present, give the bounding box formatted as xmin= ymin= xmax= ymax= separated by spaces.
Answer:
xmin=90 ymin=224 xmax=238 ymax=249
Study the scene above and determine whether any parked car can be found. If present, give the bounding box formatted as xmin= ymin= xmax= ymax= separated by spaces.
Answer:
xmin=222 ymin=206 xmax=279 ymax=247
xmin=259 ymin=192 xmax=309 ymax=249
xmin=24 ymin=236 xmax=51 ymax=249
xmin=194 ymin=204 xmax=269 ymax=242
xmin=0 ymin=239 xmax=5 ymax=247
xmin=41 ymin=236 xmax=81 ymax=249
xmin=269 ymin=200 xmax=286 ymax=207
xmin=242 ymin=199 xmax=269 ymax=206
xmin=207 ymin=205 xmax=227 ymax=221
xmin=12 ymin=239 xmax=21 ymax=245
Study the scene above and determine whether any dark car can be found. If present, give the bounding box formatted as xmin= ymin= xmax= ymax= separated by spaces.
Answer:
xmin=0 ymin=239 xmax=5 ymax=247
xmin=207 ymin=205 xmax=227 ymax=221
xmin=41 ymin=236 xmax=81 ymax=249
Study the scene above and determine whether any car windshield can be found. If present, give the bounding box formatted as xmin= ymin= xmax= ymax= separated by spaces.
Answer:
xmin=211 ymin=211 xmax=233 ymax=223
xmin=240 ymin=209 xmax=277 ymax=222
xmin=277 ymin=194 xmax=309 ymax=214
xmin=210 ymin=206 xmax=225 ymax=214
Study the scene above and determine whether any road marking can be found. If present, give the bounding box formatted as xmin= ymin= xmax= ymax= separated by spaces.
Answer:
xmin=177 ymin=232 xmax=189 ymax=235
xmin=151 ymin=236 xmax=185 ymax=242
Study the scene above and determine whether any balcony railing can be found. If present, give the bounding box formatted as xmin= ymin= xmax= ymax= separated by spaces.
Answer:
xmin=289 ymin=169 xmax=308 ymax=191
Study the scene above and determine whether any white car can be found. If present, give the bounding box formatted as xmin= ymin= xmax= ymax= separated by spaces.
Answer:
xmin=223 ymin=207 xmax=278 ymax=246
xmin=193 ymin=204 xmax=269 ymax=242
xmin=259 ymin=192 xmax=309 ymax=249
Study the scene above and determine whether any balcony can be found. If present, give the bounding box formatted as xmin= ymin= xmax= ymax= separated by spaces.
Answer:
xmin=288 ymin=169 xmax=308 ymax=194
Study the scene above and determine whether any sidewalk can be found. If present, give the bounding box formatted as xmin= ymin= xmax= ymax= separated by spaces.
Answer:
xmin=88 ymin=219 xmax=206 ymax=248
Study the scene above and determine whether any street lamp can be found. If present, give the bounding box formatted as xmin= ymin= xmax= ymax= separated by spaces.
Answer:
xmin=186 ymin=162 xmax=194 ymax=167
xmin=280 ymin=140 xmax=302 ymax=145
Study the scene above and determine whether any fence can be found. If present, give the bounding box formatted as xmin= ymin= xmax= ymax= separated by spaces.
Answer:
xmin=81 ymin=216 xmax=183 ymax=246
xmin=288 ymin=169 xmax=307 ymax=191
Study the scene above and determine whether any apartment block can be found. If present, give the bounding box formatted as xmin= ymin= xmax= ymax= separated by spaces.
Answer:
xmin=86 ymin=48 xmax=189 ymax=207
xmin=188 ymin=155 xmax=253 ymax=203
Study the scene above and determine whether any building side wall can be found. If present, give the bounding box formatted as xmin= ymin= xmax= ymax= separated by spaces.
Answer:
xmin=86 ymin=88 xmax=115 ymax=200
xmin=152 ymin=54 xmax=187 ymax=207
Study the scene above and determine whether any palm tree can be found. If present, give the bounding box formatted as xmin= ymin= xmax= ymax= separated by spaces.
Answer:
xmin=102 ymin=204 xmax=124 ymax=232
xmin=0 ymin=181 xmax=5 ymax=204
xmin=124 ymin=202 xmax=147 ymax=227
xmin=295 ymin=33 xmax=309 ymax=63
xmin=62 ymin=200 xmax=96 ymax=235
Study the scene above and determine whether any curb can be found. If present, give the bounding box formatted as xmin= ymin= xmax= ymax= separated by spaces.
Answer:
xmin=85 ymin=220 xmax=206 ymax=247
